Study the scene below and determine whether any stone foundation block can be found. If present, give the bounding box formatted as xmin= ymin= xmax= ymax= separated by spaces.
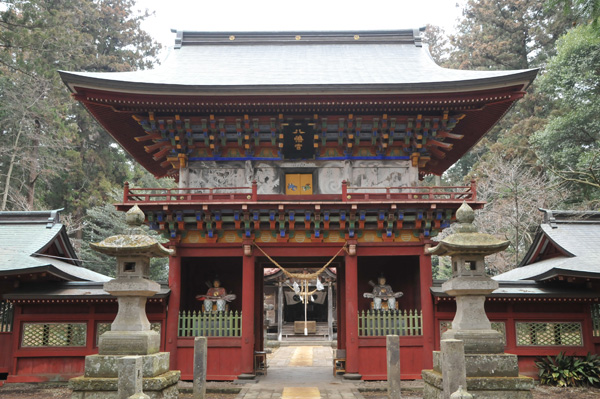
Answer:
xmin=441 ymin=329 xmax=504 ymax=354
xmin=433 ymin=351 xmax=520 ymax=377
xmin=422 ymin=369 xmax=533 ymax=399
xmin=70 ymin=370 xmax=180 ymax=399
xmin=84 ymin=352 xmax=170 ymax=378
xmin=99 ymin=330 xmax=160 ymax=356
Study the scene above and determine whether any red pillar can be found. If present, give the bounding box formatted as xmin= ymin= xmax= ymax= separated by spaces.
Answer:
xmin=166 ymin=254 xmax=181 ymax=369
xmin=419 ymin=253 xmax=434 ymax=369
xmin=337 ymin=271 xmax=346 ymax=350
xmin=344 ymin=249 xmax=359 ymax=374
xmin=241 ymin=251 xmax=256 ymax=374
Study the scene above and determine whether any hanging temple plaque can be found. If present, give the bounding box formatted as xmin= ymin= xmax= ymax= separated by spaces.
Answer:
xmin=282 ymin=122 xmax=315 ymax=159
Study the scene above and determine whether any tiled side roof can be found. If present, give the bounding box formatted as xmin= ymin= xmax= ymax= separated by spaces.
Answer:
xmin=4 ymin=281 xmax=169 ymax=300
xmin=0 ymin=210 xmax=110 ymax=282
xmin=432 ymin=280 xmax=599 ymax=298
xmin=494 ymin=210 xmax=600 ymax=281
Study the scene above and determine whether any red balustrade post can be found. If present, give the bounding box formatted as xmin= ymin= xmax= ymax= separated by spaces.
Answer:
xmin=470 ymin=179 xmax=477 ymax=201
xmin=123 ymin=182 xmax=129 ymax=203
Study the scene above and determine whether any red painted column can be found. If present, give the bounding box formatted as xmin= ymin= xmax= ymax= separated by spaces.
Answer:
xmin=419 ymin=252 xmax=434 ymax=370
xmin=241 ymin=250 xmax=256 ymax=374
xmin=166 ymin=253 xmax=181 ymax=369
xmin=344 ymin=246 xmax=359 ymax=374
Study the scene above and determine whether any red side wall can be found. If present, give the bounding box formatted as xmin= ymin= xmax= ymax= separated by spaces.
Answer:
xmin=434 ymin=299 xmax=600 ymax=378
xmin=0 ymin=332 xmax=12 ymax=373
xmin=5 ymin=301 xmax=166 ymax=383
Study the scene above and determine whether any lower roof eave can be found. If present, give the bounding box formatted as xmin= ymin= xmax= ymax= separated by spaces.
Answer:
xmin=60 ymin=70 xmax=539 ymax=98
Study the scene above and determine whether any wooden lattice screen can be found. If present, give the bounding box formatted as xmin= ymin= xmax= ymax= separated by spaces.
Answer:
xmin=592 ymin=304 xmax=600 ymax=337
xmin=0 ymin=301 xmax=13 ymax=333
xmin=21 ymin=323 xmax=87 ymax=347
xmin=516 ymin=322 xmax=583 ymax=346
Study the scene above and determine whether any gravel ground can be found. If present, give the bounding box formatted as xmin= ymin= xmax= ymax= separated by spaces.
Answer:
xmin=0 ymin=381 xmax=241 ymax=399
xmin=2 ymin=380 xmax=600 ymax=398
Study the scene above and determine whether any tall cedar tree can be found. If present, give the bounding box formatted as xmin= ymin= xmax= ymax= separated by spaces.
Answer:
xmin=532 ymin=24 xmax=600 ymax=206
xmin=434 ymin=0 xmax=577 ymax=271
xmin=446 ymin=0 xmax=577 ymax=177
xmin=0 ymin=0 xmax=159 ymax=225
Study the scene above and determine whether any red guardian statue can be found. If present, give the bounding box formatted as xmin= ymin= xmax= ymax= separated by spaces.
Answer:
xmin=196 ymin=279 xmax=236 ymax=312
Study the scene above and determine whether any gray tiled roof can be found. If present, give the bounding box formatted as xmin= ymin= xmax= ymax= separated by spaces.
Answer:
xmin=431 ymin=280 xmax=598 ymax=298
xmin=0 ymin=211 xmax=110 ymax=282
xmin=494 ymin=213 xmax=600 ymax=281
xmin=60 ymin=30 xmax=537 ymax=95
xmin=4 ymin=281 xmax=169 ymax=300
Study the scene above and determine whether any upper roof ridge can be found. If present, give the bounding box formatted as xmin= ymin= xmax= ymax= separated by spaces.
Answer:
xmin=0 ymin=209 xmax=63 ymax=228
xmin=172 ymin=28 xmax=425 ymax=49
xmin=540 ymin=208 xmax=600 ymax=226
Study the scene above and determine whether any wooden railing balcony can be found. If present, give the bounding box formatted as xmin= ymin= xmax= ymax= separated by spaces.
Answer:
xmin=121 ymin=180 xmax=477 ymax=205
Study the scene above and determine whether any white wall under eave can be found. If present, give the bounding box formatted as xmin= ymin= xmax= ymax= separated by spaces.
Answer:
xmin=187 ymin=159 xmax=418 ymax=194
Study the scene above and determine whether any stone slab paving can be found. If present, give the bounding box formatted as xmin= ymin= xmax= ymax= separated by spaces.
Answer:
xmin=289 ymin=347 xmax=315 ymax=367
xmin=238 ymin=346 xmax=364 ymax=399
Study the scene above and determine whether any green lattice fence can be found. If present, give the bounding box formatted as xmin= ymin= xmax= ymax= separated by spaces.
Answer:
xmin=516 ymin=322 xmax=583 ymax=346
xmin=0 ymin=301 xmax=13 ymax=333
xmin=439 ymin=320 xmax=506 ymax=345
xmin=96 ymin=322 xmax=161 ymax=345
xmin=358 ymin=309 xmax=422 ymax=336
xmin=21 ymin=323 xmax=86 ymax=347
xmin=178 ymin=310 xmax=241 ymax=337
xmin=592 ymin=304 xmax=600 ymax=337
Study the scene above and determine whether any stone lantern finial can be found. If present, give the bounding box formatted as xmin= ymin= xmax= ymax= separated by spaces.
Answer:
xmin=125 ymin=204 xmax=145 ymax=227
xmin=455 ymin=202 xmax=477 ymax=233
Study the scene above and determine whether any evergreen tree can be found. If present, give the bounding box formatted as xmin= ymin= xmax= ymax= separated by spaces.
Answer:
xmin=0 ymin=0 xmax=160 ymax=219
xmin=80 ymin=195 xmax=170 ymax=281
xmin=532 ymin=24 xmax=600 ymax=206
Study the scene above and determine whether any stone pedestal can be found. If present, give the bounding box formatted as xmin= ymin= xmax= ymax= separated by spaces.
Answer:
xmin=70 ymin=352 xmax=180 ymax=399
xmin=422 ymin=352 xmax=533 ymax=399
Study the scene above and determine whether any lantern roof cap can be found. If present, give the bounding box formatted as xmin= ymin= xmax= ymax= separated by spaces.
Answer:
xmin=428 ymin=202 xmax=509 ymax=257
xmin=90 ymin=205 xmax=173 ymax=258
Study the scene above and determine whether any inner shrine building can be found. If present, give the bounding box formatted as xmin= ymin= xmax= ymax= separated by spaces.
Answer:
xmin=59 ymin=29 xmax=538 ymax=380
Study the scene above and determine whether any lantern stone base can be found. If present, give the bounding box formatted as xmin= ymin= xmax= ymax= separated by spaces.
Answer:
xmin=99 ymin=330 xmax=160 ymax=355
xmin=422 ymin=351 xmax=533 ymax=399
xmin=70 ymin=353 xmax=179 ymax=399
xmin=441 ymin=328 xmax=505 ymax=354
xmin=83 ymin=352 xmax=170 ymax=378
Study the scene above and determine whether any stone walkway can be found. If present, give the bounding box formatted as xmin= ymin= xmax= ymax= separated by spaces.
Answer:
xmin=238 ymin=346 xmax=364 ymax=399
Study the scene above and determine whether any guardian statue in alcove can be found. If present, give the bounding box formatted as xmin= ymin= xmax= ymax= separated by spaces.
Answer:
xmin=363 ymin=274 xmax=403 ymax=310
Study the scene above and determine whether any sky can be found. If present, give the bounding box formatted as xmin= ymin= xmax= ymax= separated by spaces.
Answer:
xmin=135 ymin=0 xmax=465 ymax=50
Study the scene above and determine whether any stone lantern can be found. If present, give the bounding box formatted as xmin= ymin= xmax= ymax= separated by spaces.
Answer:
xmin=422 ymin=202 xmax=533 ymax=399
xmin=430 ymin=202 xmax=508 ymax=354
xmin=70 ymin=205 xmax=180 ymax=399
xmin=91 ymin=205 xmax=172 ymax=355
